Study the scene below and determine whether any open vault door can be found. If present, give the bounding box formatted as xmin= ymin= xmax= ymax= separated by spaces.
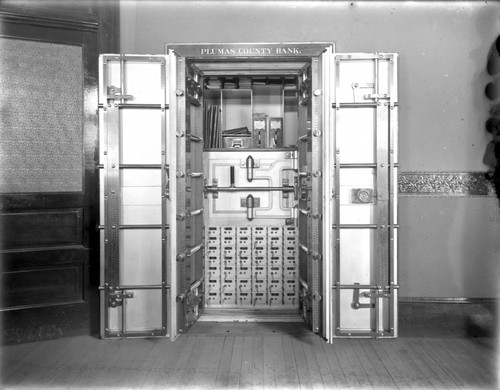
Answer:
xmin=99 ymin=54 xmax=203 ymax=339
xmin=327 ymin=52 xmax=399 ymax=339
xmin=98 ymin=55 xmax=169 ymax=338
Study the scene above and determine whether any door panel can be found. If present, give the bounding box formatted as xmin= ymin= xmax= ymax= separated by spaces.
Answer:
xmin=204 ymin=150 xmax=296 ymax=223
xmin=336 ymin=108 xmax=376 ymax=163
xmin=120 ymin=110 xmax=163 ymax=164
xmin=0 ymin=5 xmax=107 ymax=344
xmin=329 ymin=53 xmax=398 ymax=339
xmin=99 ymin=55 xmax=168 ymax=338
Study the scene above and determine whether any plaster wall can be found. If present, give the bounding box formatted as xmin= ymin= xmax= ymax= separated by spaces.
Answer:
xmin=120 ymin=0 xmax=500 ymax=298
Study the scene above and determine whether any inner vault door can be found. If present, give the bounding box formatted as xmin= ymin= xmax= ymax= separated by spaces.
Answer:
xmin=99 ymin=55 xmax=169 ymax=338
xmin=297 ymin=50 xmax=332 ymax=335
xmin=167 ymin=51 xmax=205 ymax=339
xmin=330 ymin=53 xmax=399 ymax=339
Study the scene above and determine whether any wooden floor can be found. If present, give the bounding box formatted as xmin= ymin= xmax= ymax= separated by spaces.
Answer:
xmin=1 ymin=322 xmax=498 ymax=390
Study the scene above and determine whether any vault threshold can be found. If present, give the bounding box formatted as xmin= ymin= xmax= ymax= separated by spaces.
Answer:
xmin=198 ymin=309 xmax=303 ymax=323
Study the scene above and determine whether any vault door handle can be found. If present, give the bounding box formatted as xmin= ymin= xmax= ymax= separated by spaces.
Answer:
xmin=246 ymin=155 xmax=254 ymax=182
xmin=230 ymin=166 xmax=235 ymax=187
xmin=246 ymin=194 xmax=255 ymax=221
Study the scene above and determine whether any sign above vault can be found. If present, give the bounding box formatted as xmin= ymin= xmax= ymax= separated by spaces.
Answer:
xmin=166 ymin=42 xmax=334 ymax=58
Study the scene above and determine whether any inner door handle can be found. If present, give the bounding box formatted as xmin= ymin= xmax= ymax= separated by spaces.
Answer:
xmin=246 ymin=155 xmax=254 ymax=182
xmin=246 ymin=194 xmax=255 ymax=221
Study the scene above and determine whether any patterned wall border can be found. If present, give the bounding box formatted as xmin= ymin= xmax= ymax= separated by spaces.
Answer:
xmin=398 ymin=172 xmax=496 ymax=197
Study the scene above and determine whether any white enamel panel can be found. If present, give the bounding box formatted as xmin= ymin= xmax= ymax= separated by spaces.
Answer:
xmin=119 ymin=229 xmax=162 ymax=285
xmin=124 ymin=61 xmax=164 ymax=104
xmin=339 ymin=290 xmax=371 ymax=330
xmin=124 ymin=290 xmax=162 ymax=331
xmin=120 ymin=109 xmax=162 ymax=164
xmin=337 ymin=108 xmax=375 ymax=164
xmin=339 ymin=229 xmax=374 ymax=285
xmin=120 ymin=169 xmax=162 ymax=225
xmin=337 ymin=59 xmax=375 ymax=103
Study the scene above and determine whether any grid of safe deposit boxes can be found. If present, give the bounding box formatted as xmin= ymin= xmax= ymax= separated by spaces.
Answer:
xmin=205 ymin=226 xmax=299 ymax=308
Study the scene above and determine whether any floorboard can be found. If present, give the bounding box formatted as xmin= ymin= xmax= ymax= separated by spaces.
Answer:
xmin=262 ymin=335 xmax=278 ymax=389
xmin=141 ymin=337 xmax=188 ymax=388
xmin=282 ymin=335 xmax=301 ymax=389
xmin=238 ymin=335 xmax=255 ymax=389
xmin=402 ymin=339 xmax=457 ymax=389
xmin=214 ymin=335 xmax=235 ymax=389
xmin=1 ymin=322 xmax=498 ymax=390
xmin=226 ymin=335 xmax=244 ymax=389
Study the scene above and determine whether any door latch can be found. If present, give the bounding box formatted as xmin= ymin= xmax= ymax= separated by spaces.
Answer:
xmin=108 ymin=290 xmax=134 ymax=307
xmin=106 ymin=86 xmax=133 ymax=102
xmin=351 ymin=283 xmax=390 ymax=310
xmin=351 ymin=286 xmax=374 ymax=310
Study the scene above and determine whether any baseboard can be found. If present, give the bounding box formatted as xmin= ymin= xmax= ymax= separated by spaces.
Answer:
xmin=398 ymin=298 xmax=498 ymax=338
xmin=399 ymin=297 xmax=498 ymax=304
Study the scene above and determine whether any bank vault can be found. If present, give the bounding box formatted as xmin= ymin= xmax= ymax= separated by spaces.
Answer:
xmin=98 ymin=43 xmax=399 ymax=342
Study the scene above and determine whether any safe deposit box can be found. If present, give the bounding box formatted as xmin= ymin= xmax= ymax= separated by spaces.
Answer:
xmin=98 ymin=43 xmax=399 ymax=342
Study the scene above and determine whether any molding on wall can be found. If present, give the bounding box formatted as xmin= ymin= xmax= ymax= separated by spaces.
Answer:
xmin=398 ymin=171 xmax=496 ymax=197
xmin=0 ymin=11 xmax=98 ymax=32
xmin=399 ymin=297 xmax=498 ymax=304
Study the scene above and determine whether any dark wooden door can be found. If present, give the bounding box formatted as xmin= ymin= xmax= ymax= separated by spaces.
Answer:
xmin=0 ymin=2 xmax=118 ymax=344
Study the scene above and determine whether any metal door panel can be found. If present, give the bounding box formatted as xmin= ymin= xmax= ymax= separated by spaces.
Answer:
xmin=204 ymin=150 xmax=296 ymax=224
xmin=207 ymin=191 xmax=292 ymax=221
xmin=119 ymin=230 xmax=162 ymax=284
xmin=99 ymin=56 xmax=166 ymax=106
xmin=123 ymin=62 xmax=164 ymax=104
xmin=108 ymin=289 xmax=163 ymax=333
xmin=120 ymin=188 xmax=162 ymax=225
xmin=339 ymin=168 xmax=376 ymax=225
xmin=99 ymin=54 xmax=169 ymax=339
xmin=337 ymin=59 xmax=375 ymax=103
xmin=205 ymin=151 xmax=296 ymax=187
xmin=123 ymin=290 xmax=163 ymax=331
xmin=120 ymin=110 xmax=162 ymax=164
xmin=120 ymin=169 xmax=162 ymax=225
xmin=329 ymin=52 xmax=398 ymax=339
xmin=339 ymin=229 xmax=374 ymax=284
xmin=339 ymin=290 xmax=371 ymax=330
xmin=336 ymin=108 xmax=376 ymax=164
